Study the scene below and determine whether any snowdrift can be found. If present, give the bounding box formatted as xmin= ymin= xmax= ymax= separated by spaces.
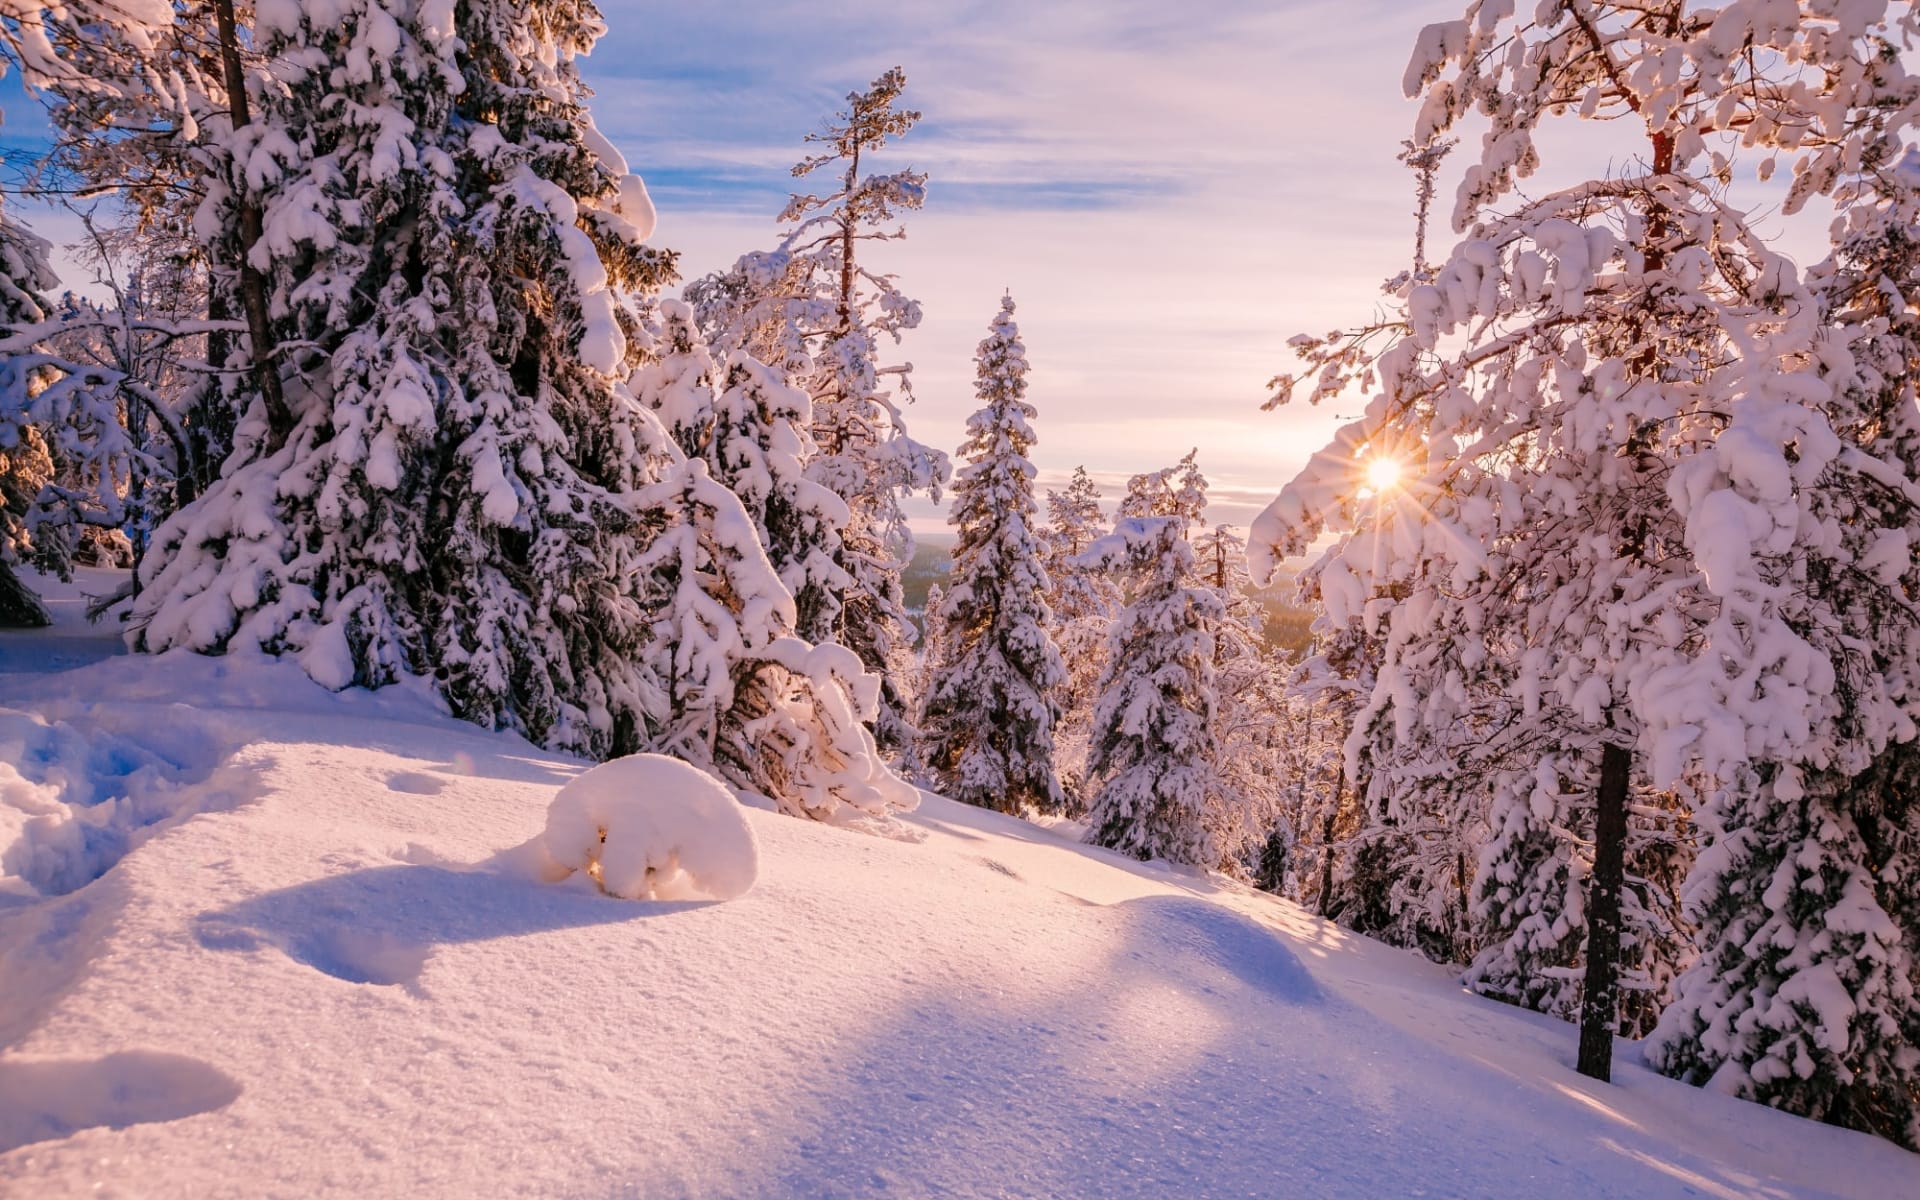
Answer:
xmin=1 ymin=573 xmax=1915 ymax=1198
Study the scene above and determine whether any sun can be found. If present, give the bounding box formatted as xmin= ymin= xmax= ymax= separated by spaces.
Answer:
xmin=1363 ymin=456 xmax=1403 ymax=493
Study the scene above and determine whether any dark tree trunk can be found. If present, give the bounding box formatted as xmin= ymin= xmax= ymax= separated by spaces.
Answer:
xmin=1577 ymin=738 xmax=1632 ymax=1081
xmin=1316 ymin=783 xmax=1340 ymax=917
xmin=211 ymin=0 xmax=291 ymax=445
xmin=0 ymin=560 xmax=52 ymax=628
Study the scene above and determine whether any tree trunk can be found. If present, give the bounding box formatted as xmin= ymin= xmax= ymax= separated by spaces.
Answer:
xmin=1316 ymin=783 xmax=1340 ymax=917
xmin=1577 ymin=738 xmax=1632 ymax=1081
xmin=211 ymin=0 xmax=291 ymax=445
xmin=0 ymin=560 xmax=52 ymax=628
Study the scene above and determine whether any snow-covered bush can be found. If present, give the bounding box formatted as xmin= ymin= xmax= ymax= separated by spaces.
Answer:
xmin=540 ymin=755 xmax=759 ymax=902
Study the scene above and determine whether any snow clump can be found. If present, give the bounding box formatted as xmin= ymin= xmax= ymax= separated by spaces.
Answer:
xmin=539 ymin=754 xmax=759 ymax=901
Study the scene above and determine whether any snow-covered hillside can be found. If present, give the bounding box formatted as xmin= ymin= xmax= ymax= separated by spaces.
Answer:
xmin=1 ymin=573 xmax=1915 ymax=1199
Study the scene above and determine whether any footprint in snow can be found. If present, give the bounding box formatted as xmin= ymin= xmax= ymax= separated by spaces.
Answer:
xmin=0 ymin=1051 xmax=242 ymax=1153
xmin=291 ymin=926 xmax=431 ymax=988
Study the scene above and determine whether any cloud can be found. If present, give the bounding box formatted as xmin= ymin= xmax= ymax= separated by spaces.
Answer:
xmin=593 ymin=0 xmax=1448 ymax=534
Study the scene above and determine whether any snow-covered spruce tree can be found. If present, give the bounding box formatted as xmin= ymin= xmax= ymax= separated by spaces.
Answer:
xmin=1118 ymin=448 xmax=1207 ymax=537
xmin=920 ymin=296 xmax=1065 ymax=814
xmin=1251 ymin=0 xmax=1920 ymax=1083
xmin=1648 ymin=34 xmax=1920 ymax=1140
xmin=688 ymin=69 xmax=949 ymax=756
xmin=634 ymin=299 xmax=853 ymax=647
xmin=1079 ymin=515 xmax=1225 ymax=866
xmin=630 ymin=452 xmax=915 ymax=823
xmin=131 ymin=0 xmax=678 ymax=757
xmin=1041 ymin=465 xmax=1121 ymax=809
xmin=1194 ymin=522 xmax=1293 ymax=883
xmin=0 ymin=220 xmax=62 ymax=627
xmin=632 ymin=455 xmax=782 ymax=762
xmin=710 ymin=352 xmax=853 ymax=647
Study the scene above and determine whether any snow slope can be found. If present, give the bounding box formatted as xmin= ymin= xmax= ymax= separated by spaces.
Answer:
xmin=1 ymin=573 xmax=1916 ymax=1199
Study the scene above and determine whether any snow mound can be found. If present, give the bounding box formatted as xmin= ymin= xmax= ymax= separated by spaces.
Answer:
xmin=539 ymin=754 xmax=758 ymax=901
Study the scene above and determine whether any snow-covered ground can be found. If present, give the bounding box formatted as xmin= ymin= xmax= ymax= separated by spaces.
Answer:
xmin=1 ymin=571 xmax=1915 ymax=1199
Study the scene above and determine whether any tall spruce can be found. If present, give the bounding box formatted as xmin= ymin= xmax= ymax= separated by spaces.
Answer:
xmin=921 ymin=296 xmax=1065 ymax=813
xmin=130 ymin=0 xmax=679 ymax=757
xmin=1079 ymin=516 xmax=1224 ymax=865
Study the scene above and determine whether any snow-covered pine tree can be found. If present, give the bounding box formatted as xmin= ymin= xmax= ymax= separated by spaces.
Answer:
xmin=1079 ymin=515 xmax=1224 ymax=866
xmin=0 ymin=0 xmax=172 ymax=625
xmin=1647 ymin=13 xmax=1920 ymax=1138
xmin=709 ymin=351 xmax=852 ymax=645
xmin=1193 ymin=522 xmax=1292 ymax=882
xmin=632 ymin=454 xmax=784 ymax=762
xmin=130 ymin=0 xmax=679 ymax=757
xmin=1041 ymin=465 xmax=1120 ymax=808
xmin=0 ymin=220 xmax=62 ymax=627
xmin=629 ymin=451 xmax=915 ymax=824
xmin=689 ymin=69 xmax=948 ymax=756
xmin=637 ymin=299 xmax=853 ymax=647
xmin=1252 ymin=0 xmax=1914 ymax=1083
xmin=920 ymin=295 xmax=1065 ymax=814
xmin=1118 ymin=448 xmax=1207 ymax=537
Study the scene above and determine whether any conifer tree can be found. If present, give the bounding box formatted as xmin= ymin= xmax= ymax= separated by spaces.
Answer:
xmin=0 ymin=222 xmax=62 ymax=627
xmin=687 ymin=69 xmax=949 ymax=755
xmin=1041 ymin=466 xmax=1120 ymax=807
xmin=629 ymin=451 xmax=916 ymax=824
xmin=0 ymin=0 xmax=172 ymax=626
xmin=1118 ymin=448 xmax=1207 ymax=536
xmin=1253 ymin=0 xmax=1920 ymax=1090
xmin=1080 ymin=516 xmax=1224 ymax=865
xmin=130 ymin=0 xmax=679 ymax=757
xmin=1195 ymin=522 xmax=1292 ymax=879
xmin=921 ymin=296 xmax=1065 ymax=813
xmin=636 ymin=300 xmax=853 ymax=647
xmin=1647 ymin=19 xmax=1920 ymax=1138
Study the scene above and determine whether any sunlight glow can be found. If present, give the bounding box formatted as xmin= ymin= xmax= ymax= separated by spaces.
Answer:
xmin=1363 ymin=456 xmax=1402 ymax=493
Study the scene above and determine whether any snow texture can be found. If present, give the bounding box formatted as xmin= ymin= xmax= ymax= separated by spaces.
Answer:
xmin=0 ymin=597 xmax=1915 ymax=1197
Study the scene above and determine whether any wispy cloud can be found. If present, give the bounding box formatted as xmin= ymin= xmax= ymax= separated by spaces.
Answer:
xmin=590 ymin=1 xmax=1446 ymax=532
